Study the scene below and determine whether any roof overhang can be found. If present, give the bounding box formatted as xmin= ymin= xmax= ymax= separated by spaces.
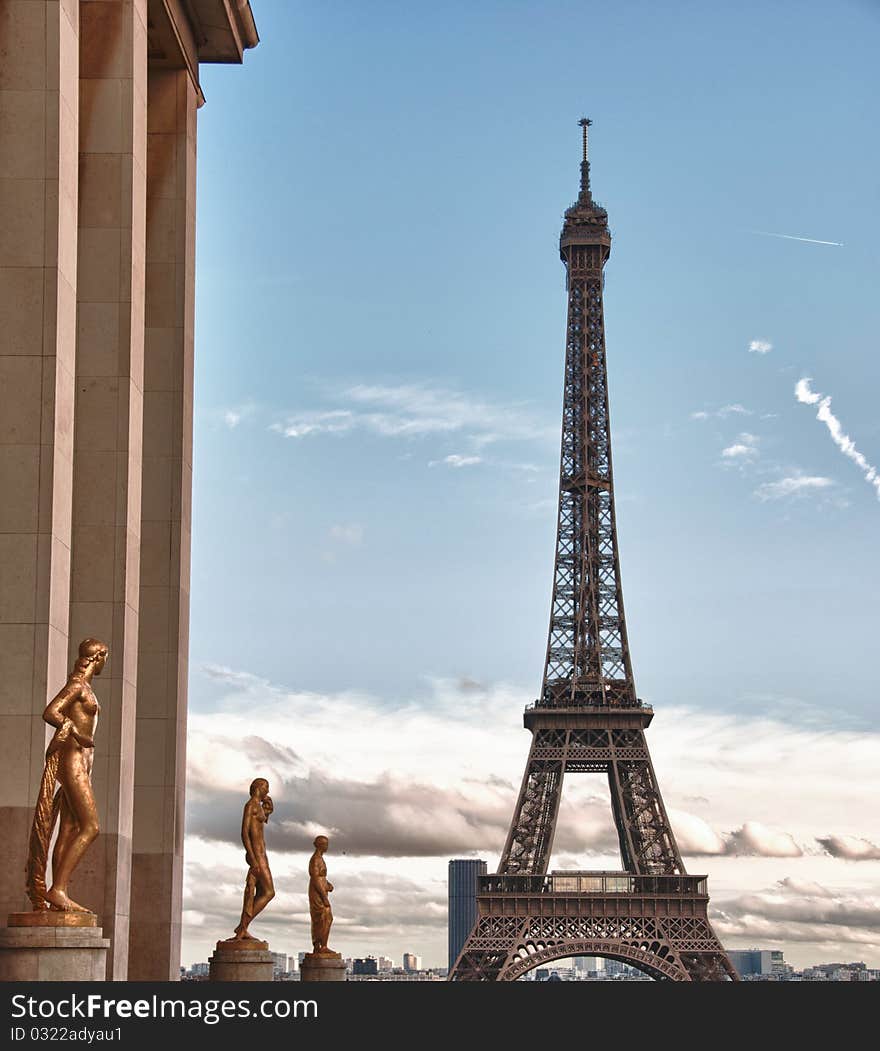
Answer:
xmin=147 ymin=0 xmax=259 ymax=106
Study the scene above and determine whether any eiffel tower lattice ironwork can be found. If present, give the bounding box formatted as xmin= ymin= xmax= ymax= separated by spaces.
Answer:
xmin=449 ymin=120 xmax=737 ymax=982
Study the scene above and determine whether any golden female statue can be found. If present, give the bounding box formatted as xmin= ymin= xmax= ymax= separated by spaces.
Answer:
xmin=308 ymin=835 xmax=335 ymax=954
xmin=27 ymin=638 xmax=109 ymax=912
xmin=232 ymin=778 xmax=275 ymax=940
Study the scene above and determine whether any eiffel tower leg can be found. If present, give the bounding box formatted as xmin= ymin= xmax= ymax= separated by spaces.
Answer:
xmin=607 ymin=743 xmax=683 ymax=874
xmin=449 ymin=918 xmax=529 ymax=981
xmin=679 ymin=951 xmax=740 ymax=981
xmin=657 ymin=916 xmax=740 ymax=981
xmin=498 ymin=750 xmax=564 ymax=875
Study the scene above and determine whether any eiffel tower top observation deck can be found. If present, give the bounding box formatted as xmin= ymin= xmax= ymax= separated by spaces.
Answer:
xmin=540 ymin=117 xmax=637 ymax=711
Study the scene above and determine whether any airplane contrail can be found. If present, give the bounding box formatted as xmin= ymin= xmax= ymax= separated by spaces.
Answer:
xmin=749 ymin=229 xmax=843 ymax=247
xmin=795 ymin=378 xmax=880 ymax=500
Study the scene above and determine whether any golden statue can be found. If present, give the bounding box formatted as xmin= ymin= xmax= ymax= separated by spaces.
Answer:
xmin=230 ymin=778 xmax=275 ymax=941
xmin=26 ymin=638 xmax=109 ymax=913
xmin=308 ymin=835 xmax=335 ymax=954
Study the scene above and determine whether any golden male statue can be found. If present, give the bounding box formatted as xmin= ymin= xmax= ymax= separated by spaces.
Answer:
xmin=308 ymin=835 xmax=335 ymax=954
xmin=231 ymin=778 xmax=275 ymax=940
xmin=26 ymin=638 xmax=109 ymax=913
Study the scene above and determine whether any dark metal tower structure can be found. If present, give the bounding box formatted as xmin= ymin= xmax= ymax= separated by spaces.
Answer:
xmin=449 ymin=121 xmax=737 ymax=982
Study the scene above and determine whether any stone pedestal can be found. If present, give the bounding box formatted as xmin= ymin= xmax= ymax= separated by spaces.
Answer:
xmin=208 ymin=938 xmax=274 ymax=981
xmin=300 ymin=951 xmax=346 ymax=982
xmin=0 ymin=913 xmax=109 ymax=981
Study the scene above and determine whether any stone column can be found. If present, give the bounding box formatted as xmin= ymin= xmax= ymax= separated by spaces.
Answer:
xmin=0 ymin=0 xmax=79 ymax=921
xmin=127 ymin=66 xmax=197 ymax=981
xmin=66 ymin=0 xmax=148 ymax=980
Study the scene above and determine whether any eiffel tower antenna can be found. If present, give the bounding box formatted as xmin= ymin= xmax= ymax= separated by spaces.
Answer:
xmin=578 ymin=116 xmax=592 ymax=198
xmin=449 ymin=122 xmax=738 ymax=982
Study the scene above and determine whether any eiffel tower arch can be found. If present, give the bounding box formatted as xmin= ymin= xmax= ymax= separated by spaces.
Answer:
xmin=449 ymin=121 xmax=737 ymax=982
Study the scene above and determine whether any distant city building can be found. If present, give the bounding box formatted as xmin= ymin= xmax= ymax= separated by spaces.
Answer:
xmin=378 ymin=956 xmax=394 ymax=971
xmin=448 ymin=859 xmax=488 ymax=970
xmin=270 ymin=952 xmax=288 ymax=978
xmin=403 ymin=953 xmax=422 ymax=973
xmin=352 ymin=957 xmax=379 ymax=976
xmin=190 ymin=962 xmax=209 ymax=978
xmin=814 ymin=961 xmax=865 ymax=975
xmin=728 ymin=949 xmax=785 ymax=977
xmin=516 ymin=953 xmax=880 ymax=983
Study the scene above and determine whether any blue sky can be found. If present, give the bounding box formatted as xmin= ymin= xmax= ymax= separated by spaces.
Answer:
xmin=181 ymin=2 xmax=880 ymax=969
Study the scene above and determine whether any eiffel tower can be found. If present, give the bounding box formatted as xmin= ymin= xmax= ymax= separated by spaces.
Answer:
xmin=449 ymin=120 xmax=737 ymax=982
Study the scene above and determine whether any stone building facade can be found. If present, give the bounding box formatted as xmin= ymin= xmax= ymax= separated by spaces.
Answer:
xmin=0 ymin=0 xmax=258 ymax=979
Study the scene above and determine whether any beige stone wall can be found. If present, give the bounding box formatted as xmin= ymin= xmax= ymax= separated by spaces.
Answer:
xmin=1 ymin=0 xmax=257 ymax=981
xmin=0 ymin=0 xmax=80 ymax=922
xmin=128 ymin=66 xmax=197 ymax=981
xmin=65 ymin=0 xmax=148 ymax=981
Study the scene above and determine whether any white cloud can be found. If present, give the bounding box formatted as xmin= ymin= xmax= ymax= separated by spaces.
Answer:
xmin=748 ymin=340 xmax=773 ymax=354
xmin=667 ymin=809 xmax=727 ymax=855
xmin=722 ymin=432 xmax=759 ymax=460
xmin=271 ymin=383 xmax=553 ymax=448
xmin=428 ymin=454 xmax=483 ymax=469
xmin=329 ymin=523 xmax=364 ymax=546
xmin=795 ymin=377 xmax=880 ymax=500
xmin=722 ymin=444 xmax=753 ymax=459
xmin=183 ymin=669 xmax=880 ymax=967
xmin=725 ymin=822 xmax=803 ymax=858
xmin=753 ymin=474 xmax=834 ymax=501
xmin=818 ymin=835 xmax=880 ymax=861
xmin=691 ymin=404 xmax=753 ymax=421
xmin=794 ymin=378 xmax=821 ymax=406
xmin=269 ymin=410 xmax=355 ymax=438
xmin=714 ymin=879 xmax=880 ymax=957
xmin=221 ymin=403 xmax=258 ymax=429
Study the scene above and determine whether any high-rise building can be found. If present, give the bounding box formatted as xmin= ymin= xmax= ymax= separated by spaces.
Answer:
xmin=270 ymin=952 xmax=288 ymax=978
xmin=378 ymin=956 xmax=394 ymax=971
xmin=352 ymin=957 xmax=379 ymax=976
xmin=403 ymin=953 xmax=422 ymax=973
xmin=448 ymin=859 xmax=487 ymax=970
xmin=728 ymin=949 xmax=783 ymax=977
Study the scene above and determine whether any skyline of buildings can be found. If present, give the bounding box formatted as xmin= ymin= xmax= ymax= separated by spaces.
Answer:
xmin=180 ymin=946 xmax=880 ymax=983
